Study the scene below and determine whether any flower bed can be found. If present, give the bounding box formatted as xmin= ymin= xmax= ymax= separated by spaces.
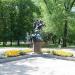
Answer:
xmin=0 ymin=49 xmax=75 ymax=63
xmin=42 ymin=50 xmax=73 ymax=57
xmin=19 ymin=49 xmax=33 ymax=55
xmin=0 ymin=49 xmax=33 ymax=58
xmin=52 ymin=50 xmax=73 ymax=57
xmin=4 ymin=50 xmax=20 ymax=57
xmin=0 ymin=48 xmax=74 ymax=63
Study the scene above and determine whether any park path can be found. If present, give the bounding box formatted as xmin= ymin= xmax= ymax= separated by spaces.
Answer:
xmin=0 ymin=57 xmax=75 ymax=75
xmin=0 ymin=47 xmax=75 ymax=75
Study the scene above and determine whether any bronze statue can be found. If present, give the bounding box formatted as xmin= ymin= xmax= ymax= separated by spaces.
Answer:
xmin=32 ymin=19 xmax=45 ymax=53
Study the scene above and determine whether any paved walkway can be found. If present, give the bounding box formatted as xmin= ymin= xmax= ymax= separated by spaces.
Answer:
xmin=0 ymin=57 xmax=75 ymax=75
xmin=0 ymin=47 xmax=75 ymax=75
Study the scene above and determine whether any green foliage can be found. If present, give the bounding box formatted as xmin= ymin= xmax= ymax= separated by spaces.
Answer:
xmin=42 ymin=0 xmax=75 ymax=46
xmin=0 ymin=0 xmax=41 ymax=45
xmin=0 ymin=0 xmax=75 ymax=46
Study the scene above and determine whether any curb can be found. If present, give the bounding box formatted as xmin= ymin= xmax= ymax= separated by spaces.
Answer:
xmin=0 ymin=54 xmax=75 ymax=63
xmin=42 ymin=54 xmax=75 ymax=61
xmin=0 ymin=54 xmax=41 ymax=63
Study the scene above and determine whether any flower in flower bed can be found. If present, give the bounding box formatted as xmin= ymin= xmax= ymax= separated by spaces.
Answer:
xmin=19 ymin=50 xmax=27 ymax=55
xmin=20 ymin=49 xmax=33 ymax=55
xmin=4 ymin=50 xmax=20 ymax=57
xmin=52 ymin=50 xmax=73 ymax=57
xmin=3 ymin=49 xmax=33 ymax=57
xmin=42 ymin=49 xmax=73 ymax=57
xmin=42 ymin=50 xmax=53 ymax=54
xmin=42 ymin=50 xmax=48 ymax=53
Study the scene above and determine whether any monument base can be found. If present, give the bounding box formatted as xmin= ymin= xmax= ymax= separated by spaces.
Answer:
xmin=33 ymin=41 xmax=42 ymax=53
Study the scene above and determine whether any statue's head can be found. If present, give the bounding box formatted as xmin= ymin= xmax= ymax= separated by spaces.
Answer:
xmin=33 ymin=20 xmax=44 ymax=30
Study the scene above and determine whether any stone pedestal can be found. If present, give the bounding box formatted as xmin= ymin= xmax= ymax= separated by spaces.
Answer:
xmin=33 ymin=41 xmax=41 ymax=53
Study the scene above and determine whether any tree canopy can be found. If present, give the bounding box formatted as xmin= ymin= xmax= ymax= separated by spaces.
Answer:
xmin=0 ymin=0 xmax=75 ymax=47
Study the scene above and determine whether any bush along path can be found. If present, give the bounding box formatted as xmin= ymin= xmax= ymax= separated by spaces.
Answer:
xmin=0 ymin=49 xmax=75 ymax=63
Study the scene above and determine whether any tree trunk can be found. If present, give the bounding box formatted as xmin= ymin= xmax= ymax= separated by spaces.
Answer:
xmin=62 ymin=19 xmax=68 ymax=47
xmin=3 ymin=41 xmax=6 ymax=46
xmin=10 ymin=40 xmax=12 ymax=46
xmin=52 ymin=38 xmax=55 ymax=44
xmin=58 ymin=38 xmax=61 ymax=44
xmin=17 ymin=39 xmax=20 ymax=46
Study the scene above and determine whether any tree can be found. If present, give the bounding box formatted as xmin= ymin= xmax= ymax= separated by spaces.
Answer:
xmin=0 ymin=0 xmax=8 ymax=46
xmin=43 ymin=0 xmax=75 ymax=47
xmin=0 ymin=0 xmax=41 ymax=46
xmin=14 ymin=0 xmax=41 ymax=46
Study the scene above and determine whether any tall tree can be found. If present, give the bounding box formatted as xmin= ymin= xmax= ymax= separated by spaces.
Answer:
xmin=0 ymin=0 xmax=8 ymax=46
xmin=43 ymin=0 xmax=75 ymax=47
xmin=14 ymin=0 xmax=41 ymax=46
xmin=63 ymin=0 xmax=75 ymax=47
